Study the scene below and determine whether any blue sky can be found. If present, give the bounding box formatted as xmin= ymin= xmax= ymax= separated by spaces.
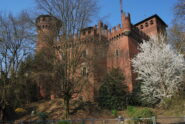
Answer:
xmin=0 ymin=0 xmax=177 ymax=28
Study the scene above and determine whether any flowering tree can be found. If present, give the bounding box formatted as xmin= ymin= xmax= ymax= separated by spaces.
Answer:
xmin=132 ymin=36 xmax=185 ymax=105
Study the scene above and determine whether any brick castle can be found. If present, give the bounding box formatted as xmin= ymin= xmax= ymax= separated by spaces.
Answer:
xmin=35 ymin=9 xmax=167 ymax=100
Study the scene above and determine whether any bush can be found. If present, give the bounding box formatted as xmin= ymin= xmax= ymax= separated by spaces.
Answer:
xmin=97 ymin=68 xmax=128 ymax=110
xmin=127 ymin=106 xmax=137 ymax=117
xmin=127 ymin=106 xmax=155 ymax=124
xmin=135 ymin=108 xmax=154 ymax=118
xmin=58 ymin=120 xmax=70 ymax=124
xmin=159 ymin=95 xmax=185 ymax=111
xmin=37 ymin=112 xmax=48 ymax=121
xmin=111 ymin=109 xmax=118 ymax=117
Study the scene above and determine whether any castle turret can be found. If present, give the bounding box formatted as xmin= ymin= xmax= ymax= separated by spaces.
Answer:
xmin=35 ymin=15 xmax=62 ymax=98
xmin=36 ymin=15 xmax=62 ymax=51
xmin=135 ymin=14 xmax=167 ymax=37
xmin=122 ymin=12 xmax=131 ymax=36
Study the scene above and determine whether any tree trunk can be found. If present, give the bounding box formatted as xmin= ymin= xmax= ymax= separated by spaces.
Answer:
xmin=0 ymin=107 xmax=6 ymax=121
xmin=0 ymin=108 xmax=3 ymax=121
xmin=64 ymin=99 xmax=70 ymax=119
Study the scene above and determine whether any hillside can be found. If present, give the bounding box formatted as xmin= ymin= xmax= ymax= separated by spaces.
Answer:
xmin=14 ymin=97 xmax=185 ymax=123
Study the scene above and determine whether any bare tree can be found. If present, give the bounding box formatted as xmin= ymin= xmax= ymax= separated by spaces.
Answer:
xmin=174 ymin=0 xmax=185 ymax=21
xmin=168 ymin=23 xmax=185 ymax=54
xmin=34 ymin=0 xmax=98 ymax=119
xmin=35 ymin=0 xmax=98 ymax=36
xmin=54 ymin=41 xmax=88 ymax=119
xmin=174 ymin=0 xmax=185 ymax=29
xmin=168 ymin=0 xmax=185 ymax=55
xmin=0 ymin=11 xmax=34 ymax=120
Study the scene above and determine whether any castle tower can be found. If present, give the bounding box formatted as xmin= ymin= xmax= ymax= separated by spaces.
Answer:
xmin=122 ymin=12 xmax=131 ymax=36
xmin=36 ymin=15 xmax=62 ymax=51
xmin=35 ymin=15 xmax=62 ymax=98
xmin=135 ymin=14 xmax=167 ymax=37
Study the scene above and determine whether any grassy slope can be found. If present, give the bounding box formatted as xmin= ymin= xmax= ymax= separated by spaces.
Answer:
xmin=15 ymin=98 xmax=113 ymax=122
xmin=15 ymin=97 xmax=185 ymax=122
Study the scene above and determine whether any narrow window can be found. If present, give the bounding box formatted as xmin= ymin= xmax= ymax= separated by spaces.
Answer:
xmin=82 ymin=50 xmax=87 ymax=58
xmin=37 ymin=26 xmax=41 ymax=29
xmin=150 ymin=20 xmax=154 ymax=25
xmin=115 ymin=49 xmax=119 ymax=57
xmin=42 ymin=17 xmax=45 ymax=21
xmin=88 ymin=30 xmax=91 ymax=34
xmin=61 ymin=52 xmax=66 ymax=58
xmin=145 ymin=22 xmax=148 ymax=27
xmin=82 ymin=67 xmax=88 ymax=76
xmin=140 ymin=25 xmax=143 ymax=29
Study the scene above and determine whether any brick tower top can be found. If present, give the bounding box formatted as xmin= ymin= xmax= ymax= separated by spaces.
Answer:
xmin=36 ymin=15 xmax=62 ymax=35
xmin=35 ymin=15 xmax=62 ymax=51
xmin=135 ymin=14 xmax=168 ymax=37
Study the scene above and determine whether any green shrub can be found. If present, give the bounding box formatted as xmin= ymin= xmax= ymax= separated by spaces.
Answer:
xmin=127 ymin=106 xmax=155 ymax=124
xmin=134 ymin=108 xmax=154 ymax=118
xmin=111 ymin=109 xmax=118 ymax=117
xmin=160 ymin=95 xmax=185 ymax=110
xmin=97 ymin=68 xmax=128 ymax=110
xmin=127 ymin=106 xmax=137 ymax=116
xmin=58 ymin=120 xmax=70 ymax=124
xmin=37 ymin=112 xmax=48 ymax=121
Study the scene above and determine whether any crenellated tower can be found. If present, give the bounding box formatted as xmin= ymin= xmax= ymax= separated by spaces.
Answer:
xmin=35 ymin=15 xmax=62 ymax=98
xmin=36 ymin=15 xmax=62 ymax=51
xmin=122 ymin=12 xmax=131 ymax=36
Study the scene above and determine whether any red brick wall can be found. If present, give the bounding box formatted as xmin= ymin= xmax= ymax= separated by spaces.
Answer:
xmin=107 ymin=36 xmax=134 ymax=91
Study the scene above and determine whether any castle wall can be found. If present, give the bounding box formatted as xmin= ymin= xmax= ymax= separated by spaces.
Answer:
xmin=128 ymin=36 xmax=139 ymax=89
xmin=36 ymin=14 xmax=167 ymax=100
xmin=136 ymin=17 xmax=158 ymax=37
xmin=107 ymin=36 xmax=133 ymax=91
xmin=135 ymin=16 xmax=167 ymax=37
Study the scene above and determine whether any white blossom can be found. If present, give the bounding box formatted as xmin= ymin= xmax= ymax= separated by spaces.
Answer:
xmin=132 ymin=36 xmax=185 ymax=105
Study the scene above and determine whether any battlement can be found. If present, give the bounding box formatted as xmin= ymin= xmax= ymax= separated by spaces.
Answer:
xmin=108 ymin=25 xmax=124 ymax=41
xmin=80 ymin=27 xmax=96 ymax=38
xmin=36 ymin=15 xmax=62 ymax=31
xmin=79 ymin=17 xmax=150 ymax=43
xmin=80 ymin=21 xmax=109 ymax=39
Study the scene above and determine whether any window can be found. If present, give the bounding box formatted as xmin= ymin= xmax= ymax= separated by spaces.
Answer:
xmin=82 ymin=67 xmax=88 ymax=76
xmin=150 ymin=20 xmax=154 ymax=25
xmin=140 ymin=25 xmax=143 ymax=29
xmin=61 ymin=52 xmax=66 ymax=58
xmin=145 ymin=22 xmax=148 ymax=27
xmin=37 ymin=26 xmax=41 ymax=29
xmin=115 ymin=49 xmax=119 ymax=57
xmin=88 ymin=30 xmax=91 ymax=34
xmin=42 ymin=17 xmax=45 ymax=21
xmin=82 ymin=50 xmax=87 ymax=58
